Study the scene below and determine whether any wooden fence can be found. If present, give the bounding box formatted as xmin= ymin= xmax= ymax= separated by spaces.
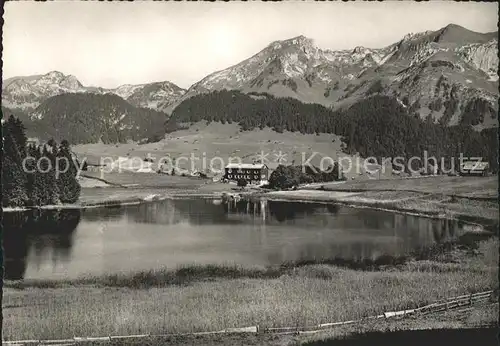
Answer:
xmin=2 ymin=290 xmax=495 ymax=345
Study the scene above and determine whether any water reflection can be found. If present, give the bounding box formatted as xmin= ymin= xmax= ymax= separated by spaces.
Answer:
xmin=3 ymin=209 xmax=80 ymax=280
xmin=2 ymin=199 xmax=484 ymax=280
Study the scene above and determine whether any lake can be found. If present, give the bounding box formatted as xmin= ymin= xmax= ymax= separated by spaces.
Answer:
xmin=3 ymin=198 xmax=471 ymax=280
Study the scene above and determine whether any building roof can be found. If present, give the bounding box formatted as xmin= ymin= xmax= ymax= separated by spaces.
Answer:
xmin=461 ymin=161 xmax=489 ymax=170
xmin=225 ymin=163 xmax=266 ymax=169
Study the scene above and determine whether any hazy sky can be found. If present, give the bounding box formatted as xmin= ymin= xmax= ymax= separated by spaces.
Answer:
xmin=3 ymin=1 xmax=498 ymax=89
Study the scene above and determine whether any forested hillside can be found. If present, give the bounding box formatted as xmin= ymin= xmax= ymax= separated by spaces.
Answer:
xmin=169 ymin=90 xmax=498 ymax=171
xmin=25 ymin=93 xmax=168 ymax=144
xmin=2 ymin=115 xmax=81 ymax=207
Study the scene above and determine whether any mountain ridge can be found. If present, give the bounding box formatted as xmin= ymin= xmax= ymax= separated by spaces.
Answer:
xmin=2 ymin=23 xmax=498 ymax=129
xmin=11 ymin=92 xmax=168 ymax=144
xmin=2 ymin=71 xmax=187 ymax=113
xmin=174 ymin=23 xmax=498 ymax=128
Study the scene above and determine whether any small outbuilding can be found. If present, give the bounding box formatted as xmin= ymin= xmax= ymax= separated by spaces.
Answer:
xmin=26 ymin=138 xmax=40 ymax=147
xmin=459 ymin=161 xmax=490 ymax=176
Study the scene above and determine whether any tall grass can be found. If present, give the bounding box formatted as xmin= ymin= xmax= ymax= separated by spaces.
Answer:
xmin=4 ymin=268 xmax=496 ymax=340
xmin=300 ymin=303 xmax=499 ymax=345
xmin=3 ymin=238 xmax=497 ymax=341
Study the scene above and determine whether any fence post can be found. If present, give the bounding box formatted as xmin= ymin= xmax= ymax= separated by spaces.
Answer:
xmin=469 ymin=293 xmax=473 ymax=306
xmin=445 ymin=297 xmax=448 ymax=311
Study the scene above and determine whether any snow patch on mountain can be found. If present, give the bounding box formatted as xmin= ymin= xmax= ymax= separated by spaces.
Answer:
xmin=124 ymin=81 xmax=186 ymax=111
xmin=396 ymin=97 xmax=408 ymax=108
xmin=281 ymin=53 xmax=308 ymax=78
xmin=409 ymin=43 xmax=445 ymax=67
xmin=112 ymin=84 xmax=145 ymax=99
xmin=187 ymin=36 xmax=398 ymax=97
xmin=456 ymin=40 xmax=499 ymax=81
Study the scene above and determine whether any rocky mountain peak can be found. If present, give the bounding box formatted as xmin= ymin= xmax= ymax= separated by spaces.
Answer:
xmin=435 ymin=23 xmax=495 ymax=45
xmin=286 ymin=35 xmax=315 ymax=46
xmin=37 ymin=71 xmax=73 ymax=86
xmin=35 ymin=71 xmax=80 ymax=86
xmin=267 ymin=35 xmax=317 ymax=53
xmin=60 ymin=74 xmax=84 ymax=89
xmin=352 ymin=46 xmax=366 ymax=54
xmin=179 ymin=24 xmax=497 ymax=129
xmin=45 ymin=70 xmax=65 ymax=79
xmin=3 ymin=24 xmax=497 ymax=128
xmin=2 ymin=71 xmax=185 ymax=112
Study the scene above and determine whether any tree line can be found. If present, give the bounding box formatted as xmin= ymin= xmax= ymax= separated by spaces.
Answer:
xmin=10 ymin=93 xmax=169 ymax=144
xmin=268 ymin=163 xmax=345 ymax=190
xmin=2 ymin=115 xmax=81 ymax=208
xmin=169 ymin=91 xmax=498 ymax=172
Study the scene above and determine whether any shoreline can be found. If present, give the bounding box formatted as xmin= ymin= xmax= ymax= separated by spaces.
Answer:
xmin=255 ymin=190 xmax=498 ymax=229
xmin=3 ymin=186 xmax=498 ymax=229
xmin=2 ymin=192 xmax=223 ymax=212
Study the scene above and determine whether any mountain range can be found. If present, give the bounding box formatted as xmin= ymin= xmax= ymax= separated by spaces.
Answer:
xmin=179 ymin=24 xmax=498 ymax=128
xmin=2 ymin=71 xmax=186 ymax=112
xmin=1 ymin=23 xmax=498 ymax=141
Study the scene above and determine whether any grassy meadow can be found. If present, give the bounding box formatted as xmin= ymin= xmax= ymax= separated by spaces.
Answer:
xmin=3 ymin=238 xmax=498 ymax=341
xmin=72 ymin=122 xmax=390 ymax=182
xmin=317 ymin=175 xmax=498 ymax=199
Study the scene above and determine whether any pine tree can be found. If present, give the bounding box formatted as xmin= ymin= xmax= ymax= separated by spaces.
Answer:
xmin=39 ymin=145 xmax=60 ymax=205
xmin=56 ymin=140 xmax=81 ymax=203
xmin=2 ymin=131 xmax=28 ymax=207
xmin=5 ymin=114 xmax=27 ymax=157
xmin=2 ymin=116 xmax=84 ymax=206
xmin=26 ymin=144 xmax=42 ymax=206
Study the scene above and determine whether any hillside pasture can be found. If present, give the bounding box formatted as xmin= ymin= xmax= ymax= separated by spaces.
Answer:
xmin=73 ymin=121 xmax=393 ymax=182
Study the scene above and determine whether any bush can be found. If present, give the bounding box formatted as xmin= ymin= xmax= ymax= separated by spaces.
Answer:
xmin=269 ymin=163 xmax=343 ymax=190
xmin=268 ymin=165 xmax=301 ymax=190
xmin=237 ymin=179 xmax=248 ymax=187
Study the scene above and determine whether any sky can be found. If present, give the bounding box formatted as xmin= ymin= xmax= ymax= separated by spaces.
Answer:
xmin=3 ymin=1 xmax=498 ymax=89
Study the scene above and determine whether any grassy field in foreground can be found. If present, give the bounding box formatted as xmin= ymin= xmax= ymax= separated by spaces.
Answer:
xmin=34 ymin=308 xmax=497 ymax=346
xmin=3 ymin=239 xmax=497 ymax=341
xmin=300 ymin=305 xmax=498 ymax=346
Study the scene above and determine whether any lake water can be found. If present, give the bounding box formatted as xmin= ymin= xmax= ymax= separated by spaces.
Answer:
xmin=3 ymin=198 xmax=471 ymax=280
